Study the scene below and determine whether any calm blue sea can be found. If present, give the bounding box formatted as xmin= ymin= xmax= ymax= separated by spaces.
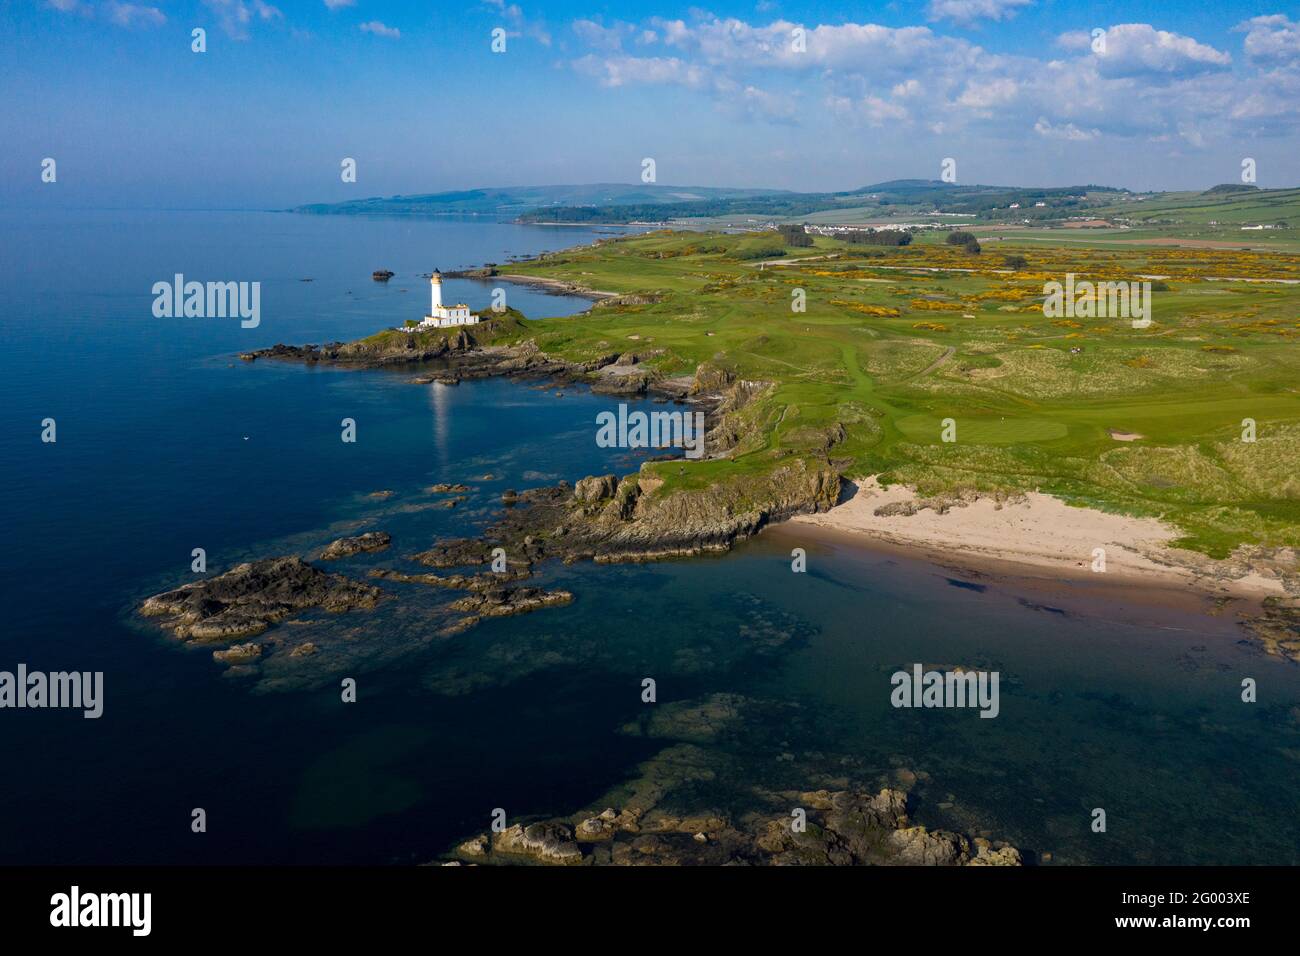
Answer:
xmin=0 ymin=210 xmax=1296 ymax=865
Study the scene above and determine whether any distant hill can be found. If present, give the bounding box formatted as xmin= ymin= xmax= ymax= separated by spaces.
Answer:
xmin=292 ymin=180 xmax=1298 ymax=228
xmin=291 ymin=183 xmax=793 ymax=219
xmin=510 ymin=180 xmax=1129 ymax=224
xmin=1202 ymin=183 xmax=1260 ymax=195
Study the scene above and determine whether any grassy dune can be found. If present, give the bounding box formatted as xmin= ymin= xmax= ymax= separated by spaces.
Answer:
xmin=494 ymin=229 xmax=1300 ymax=558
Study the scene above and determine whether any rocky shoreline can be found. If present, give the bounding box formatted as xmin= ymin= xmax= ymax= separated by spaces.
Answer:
xmin=239 ymin=315 xmax=844 ymax=566
xmin=142 ymin=318 xmax=843 ymax=681
xmin=242 ymin=330 xmax=666 ymax=400
xmin=193 ymin=307 xmax=1300 ymax=667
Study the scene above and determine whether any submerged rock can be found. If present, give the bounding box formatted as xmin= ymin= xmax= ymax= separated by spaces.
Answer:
xmin=139 ymin=556 xmax=382 ymax=641
xmin=447 ymin=586 xmax=573 ymax=618
xmin=368 ymin=567 xmax=531 ymax=590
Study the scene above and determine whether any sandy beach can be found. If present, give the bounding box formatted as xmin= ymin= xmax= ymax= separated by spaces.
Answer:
xmin=786 ymin=477 xmax=1291 ymax=604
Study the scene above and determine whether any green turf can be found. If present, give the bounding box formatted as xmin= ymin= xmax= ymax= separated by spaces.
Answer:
xmin=494 ymin=229 xmax=1300 ymax=556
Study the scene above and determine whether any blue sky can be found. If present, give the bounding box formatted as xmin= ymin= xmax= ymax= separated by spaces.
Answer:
xmin=3 ymin=0 xmax=1298 ymax=207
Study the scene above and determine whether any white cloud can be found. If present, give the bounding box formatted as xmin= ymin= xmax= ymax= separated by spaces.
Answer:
xmin=1234 ymin=14 xmax=1300 ymax=66
xmin=572 ymin=54 xmax=710 ymax=89
xmin=565 ymin=13 xmax=1296 ymax=146
xmin=927 ymin=0 xmax=1032 ymax=26
xmin=956 ymin=77 xmax=1018 ymax=108
xmin=572 ymin=19 xmax=628 ymax=51
xmin=359 ymin=21 xmax=400 ymax=39
xmin=484 ymin=0 xmax=551 ymax=46
xmin=738 ymin=85 xmax=799 ymax=121
xmin=860 ymin=95 xmax=909 ymax=123
xmin=203 ymin=0 xmax=282 ymax=41
xmin=649 ymin=16 xmax=974 ymax=75
xmin=47 ymin=0 xmax=165 ymax=27
xmin=827 ymin=93 xmax=908 ymax=125
xmin=1228 ymin=61 xmax=1300 ymax=120
xmin=106 ymin=2 xmax=164 ymax=27
xmin=1055 ymin=30 xmax=1094 ymax=52
xmin=1092 ymin=23 xmax=1231 ymax=79
xmin=323 ymin=0 xmax=354 ymax=9
xmin=1034 ymin=117 xmax=1100 ymax=141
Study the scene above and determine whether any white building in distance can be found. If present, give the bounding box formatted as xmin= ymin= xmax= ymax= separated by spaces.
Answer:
xmin=406 ymin=269 xmax=479 ymax=330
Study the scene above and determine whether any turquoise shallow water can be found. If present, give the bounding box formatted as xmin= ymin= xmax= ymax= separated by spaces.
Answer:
xmin=0 ymin=210 xmax=1296 ymax=865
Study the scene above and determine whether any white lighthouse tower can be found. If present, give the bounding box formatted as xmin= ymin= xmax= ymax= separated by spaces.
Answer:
xmin=429 ymin=269 xmax=444 ymax=312
xmin=409 ymin=268 xmax=480 ymax=331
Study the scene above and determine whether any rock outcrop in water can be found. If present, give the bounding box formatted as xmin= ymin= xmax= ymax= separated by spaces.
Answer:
xmin=139 ymin=556 xmax=382 ymax=641
xmin=445 ymin=754 xmax=1020 ymax=867
xmin=320 ymin=531 xmax=391 ymax=560
xmin=212 ymin=642 xmax=263 ymax=665
xmin=447 ymin=586 xmax=573 ymax=618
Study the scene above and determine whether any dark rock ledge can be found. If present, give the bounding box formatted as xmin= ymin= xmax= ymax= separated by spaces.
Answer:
xmin=446 ymin=780 xmax=1020 ymax=867
xmin=320 ymin=531 xmax=391 ymax=561
xmin=139 ymin=556 xmax=382 ymax=643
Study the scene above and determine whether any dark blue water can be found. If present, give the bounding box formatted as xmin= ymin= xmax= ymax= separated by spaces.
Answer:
xmin=1 ymin=210 xmax=1297 ymax=865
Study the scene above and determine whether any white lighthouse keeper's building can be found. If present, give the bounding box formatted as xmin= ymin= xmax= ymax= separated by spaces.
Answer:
xmin=408 ymin=269 xmax=480 ymax=330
